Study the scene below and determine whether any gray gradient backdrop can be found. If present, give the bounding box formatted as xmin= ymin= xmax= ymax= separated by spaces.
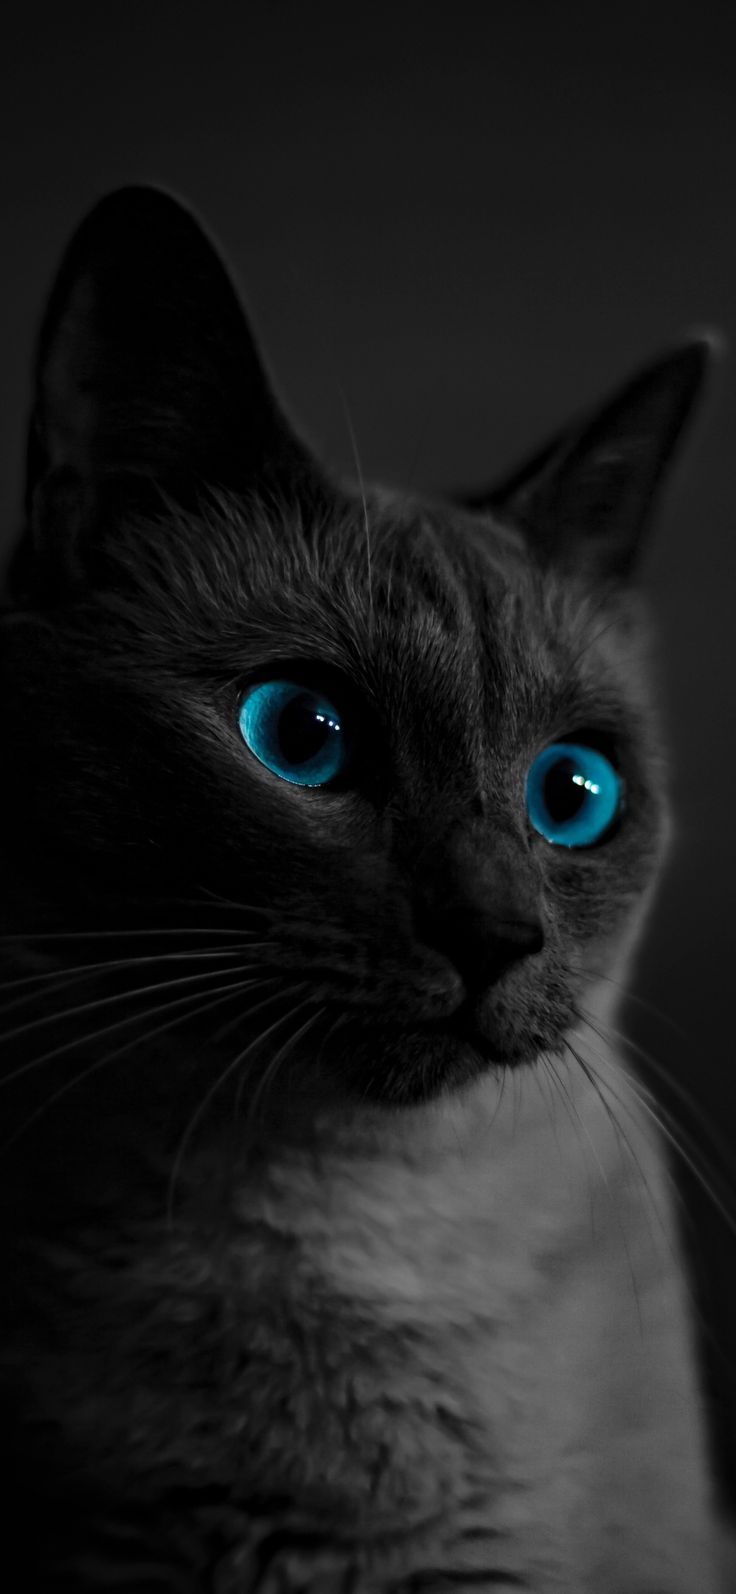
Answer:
xmin=2 ymin=0 xmax=735 ymax=1505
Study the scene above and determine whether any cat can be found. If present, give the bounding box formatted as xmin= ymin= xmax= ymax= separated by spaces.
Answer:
xmin=0 ymin=185 xmax=733 ymax=1592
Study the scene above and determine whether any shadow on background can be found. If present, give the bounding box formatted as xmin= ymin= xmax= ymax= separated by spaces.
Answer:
xmin=2 ymin=0 xmax=735 ymax=1511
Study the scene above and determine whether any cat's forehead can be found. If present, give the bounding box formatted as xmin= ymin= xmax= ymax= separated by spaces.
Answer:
xmin=123 ymin=488 xmax=643 ymax=743
xmin=291 ymin=490 xmax=589 ymax=679
xmin=367 ymin=496 xmax=527 ymax=617
xmin=185 ymin=492 xmax=539 ymax=694
xmin=241 ymin=489 xmax=538 ymax=636
xmin=228 ymin=492 xmax=633 ymax=731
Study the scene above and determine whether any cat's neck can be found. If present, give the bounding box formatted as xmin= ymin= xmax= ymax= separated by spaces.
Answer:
xmin=221 ymin=1018 xmax=671 ymax=1323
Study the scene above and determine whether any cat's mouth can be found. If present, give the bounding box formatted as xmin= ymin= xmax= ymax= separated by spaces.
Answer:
xmin=324 ymin=991 xmax=564 ymax=1106
xmin=418 ymin=1000 xmax=500 ymax=1056
xmin=409 ymin=966 xmax=567 ymax=1054
xmin=426 ymin=1011 xmax=549 ymax=1071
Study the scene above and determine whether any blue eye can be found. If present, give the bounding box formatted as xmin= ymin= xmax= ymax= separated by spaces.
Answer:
xmin=526 ymin=741 xmax=622 ymax=848
xmin=238 ymin=680 xmax=348 ymax=788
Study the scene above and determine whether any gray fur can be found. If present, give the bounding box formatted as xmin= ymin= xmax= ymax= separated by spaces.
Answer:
xmin=0 ymin=188 xmax=729 ymax=1591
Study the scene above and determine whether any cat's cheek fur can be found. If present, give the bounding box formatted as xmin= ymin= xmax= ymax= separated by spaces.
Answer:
xmin=1 ymin=188 xmax=729 ymax=1589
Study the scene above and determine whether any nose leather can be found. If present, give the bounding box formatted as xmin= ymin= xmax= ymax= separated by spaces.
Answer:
xmin=416 ymin=903 xmax=543 ymax=990
xmin=412 ymin=824 xmax=544 ymax=992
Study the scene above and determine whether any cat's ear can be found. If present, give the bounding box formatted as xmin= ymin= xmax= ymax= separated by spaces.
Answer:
xmin=13 ymin=186 xmax=318 ymax=599
xmin=466 ymin=337 xmax=720 ymax=579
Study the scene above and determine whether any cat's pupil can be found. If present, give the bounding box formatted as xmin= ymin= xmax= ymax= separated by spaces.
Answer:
xmin=278 ymin=693 xmax=337 ymax=766
xmin=238 ymin=680 xmax=347 ymax=787
xmin=543 ymin=758 xmax=588 ymax=823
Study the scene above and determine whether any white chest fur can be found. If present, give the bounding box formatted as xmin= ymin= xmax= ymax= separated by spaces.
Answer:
xmin=224 ymin=1033 xmax=723 ymax=1591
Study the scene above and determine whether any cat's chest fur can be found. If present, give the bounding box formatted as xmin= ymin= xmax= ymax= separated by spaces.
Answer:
xmin=20 ymin=1033 xmax=720 ymax=1593
xmin=3 ymin=186 xmax=730 ymax=1591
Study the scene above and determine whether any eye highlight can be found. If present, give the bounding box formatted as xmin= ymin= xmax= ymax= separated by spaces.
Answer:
xmin=526 ymin=742 xmax=622 ymax=848
xmin=238 ymin=681 xmax=348 ymax=788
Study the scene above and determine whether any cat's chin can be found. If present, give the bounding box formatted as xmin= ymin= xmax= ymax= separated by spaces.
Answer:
xmin=319 ymin=1008 xmax=553 ymax=1108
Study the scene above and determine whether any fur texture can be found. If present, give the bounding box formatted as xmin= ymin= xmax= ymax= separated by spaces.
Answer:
xmin=0 ymin=188 xmax=730 ymax=1591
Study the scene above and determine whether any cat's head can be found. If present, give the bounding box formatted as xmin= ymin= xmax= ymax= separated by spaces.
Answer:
xmin=0 ymin=188 xmax=716 ymax=1113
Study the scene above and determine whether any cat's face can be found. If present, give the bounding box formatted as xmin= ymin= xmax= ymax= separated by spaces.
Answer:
xmin=0 ymin=486 xmax=669 ymax=1113
xmin=0 ymin=188 xmax=711 ymax=1118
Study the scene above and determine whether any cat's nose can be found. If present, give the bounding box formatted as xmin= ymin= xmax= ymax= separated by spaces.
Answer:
xmin=411 ymin=821 xmax=545 ymax=993
xmin=413 ymin=900 xmax=544 ymax=993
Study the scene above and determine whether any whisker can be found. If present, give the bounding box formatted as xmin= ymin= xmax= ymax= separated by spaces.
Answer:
xmin=0 ymin=963 xmax=266 ymax=1052
xmin=571 ymin=1023 xmax=736 ymax=1356
xmin=576 ymin=1013 xmax=736 ymax=1241
xmin=570 ymin=1020 xmax=716 ymax=1320
xmin=534 ymin=1055 xmax=566 ymax=1159
xmin=566 ymin=1029 xmax=662 ymax=1223
xmin=622 ymin=1083 xmax=736 ymax=1363
xmin=338 ymin=384 xmax=373 ymax=630
xmin=381 ymin=526 xmax=404 ymax=616
xmin=312 ymin=1005 xmax=346 ymax=1069
xmin=581 ymin=1002 xmax=733 ymax=1174
xmin=0 ymin=926 xmax=262 ymax=946
xmin=165 ymin=986 xmax=310 ymax=1228
xmin=185 ymin=885 xmax=275 ymax=919
xmin=542 ymin=1051 xmax=599 ymax=1237
xmin=238 ymin=998 xmax=323 ymax=1133
xmin=218 ymin=996 xmax=330 ymax=1208
xmin=0 ymin=982 xmax=253 ymax=1157
xmin=562 ymin=1039 xmax=644 ymax=1325
xmin=484 ymin=1056 xmax=509 ymax=1137
xmin=209 ymin=1003 xmax=258 ymax=1051
xmin=0 ymin=975 xmax=277 ymax=1093
xmin=0 ymin=946 xmax=269 ymax=1007
xmin=589 ymin=970 xmax=691 ymax=1038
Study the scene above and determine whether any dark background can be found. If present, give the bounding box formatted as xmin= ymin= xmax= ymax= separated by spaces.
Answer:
xmin=2 ymin=0 xmax=735 ymax=1508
